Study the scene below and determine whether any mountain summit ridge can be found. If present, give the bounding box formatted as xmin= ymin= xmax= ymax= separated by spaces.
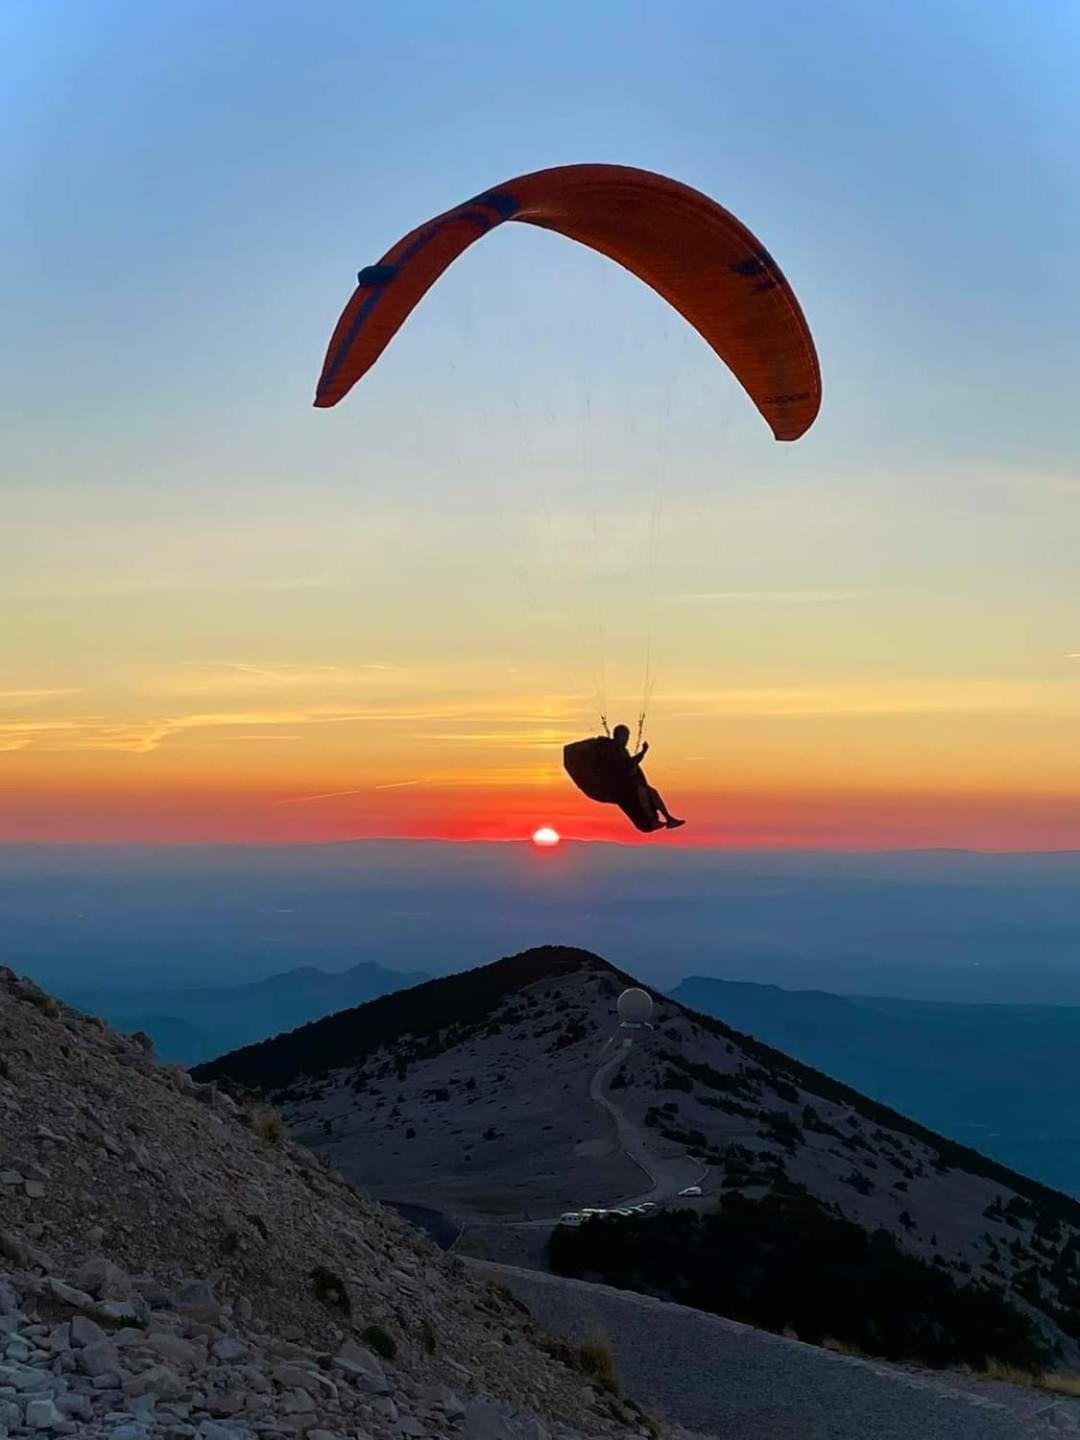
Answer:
xmin=199 ymin=945 xmax=1080 ymax=1369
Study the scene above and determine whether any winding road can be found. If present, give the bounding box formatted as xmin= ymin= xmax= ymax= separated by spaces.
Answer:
xmin=401 ymin=1044 xmax=1080 ymax=1435
xmin=368 ymin=1030 xmax=1080 ymax=1437
xmin=587 ymin=1042 xmax=707 ymax=1206
xmin=504 ymin=1042 xmax=708 ymax=1231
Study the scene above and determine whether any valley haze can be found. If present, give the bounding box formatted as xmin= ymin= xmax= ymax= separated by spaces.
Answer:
xmin=6 ymin=840 xmax=1080 ymax=1003
xmin=13 ymin=839 xmax=1080 ymax=1199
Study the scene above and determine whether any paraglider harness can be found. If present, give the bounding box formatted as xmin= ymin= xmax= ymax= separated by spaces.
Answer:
xmin=563 ymin=714 xmax=663 ymax=833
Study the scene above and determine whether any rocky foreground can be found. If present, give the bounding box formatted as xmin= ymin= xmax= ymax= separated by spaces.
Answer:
xmin=0 ymin=966 xmax=674 ymax=1440
xmin=0 ymin=1258 xmax=656 ymax=1440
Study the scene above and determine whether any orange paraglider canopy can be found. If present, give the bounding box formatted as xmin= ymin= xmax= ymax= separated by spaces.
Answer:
xmin=314 ymin=164 xmax=820 ymax=440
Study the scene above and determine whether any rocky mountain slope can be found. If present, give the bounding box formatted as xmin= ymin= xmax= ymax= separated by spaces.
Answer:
xmin=0 ymin=963 xmax=677 ymax=1440
xmin=197 ymin=947 xmax=1080 ymax=1366
xmin=671 ymin=974 xmax=1080 ymax=1196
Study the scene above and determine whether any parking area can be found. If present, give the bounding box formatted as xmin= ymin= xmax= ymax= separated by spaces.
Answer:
xmin=557 ymin=1193 xmax=704 ymax=1227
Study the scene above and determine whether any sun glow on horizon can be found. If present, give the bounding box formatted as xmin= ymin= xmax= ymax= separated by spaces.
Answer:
xmin=531 ymin=826 xmax=561 ymax=848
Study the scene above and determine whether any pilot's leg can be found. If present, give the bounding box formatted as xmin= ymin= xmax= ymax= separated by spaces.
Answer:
xmin=648 ymin=785 xmax=685 ymax=828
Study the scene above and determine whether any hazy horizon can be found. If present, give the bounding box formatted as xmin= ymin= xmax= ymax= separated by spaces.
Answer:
xmin=7 ymin=839 xmax=1080 ymax=1007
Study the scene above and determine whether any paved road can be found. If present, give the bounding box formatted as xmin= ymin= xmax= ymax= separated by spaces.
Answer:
xmin=588 ymin=1043 xmax=707 ymax=1206
xmin=507 ymin=1044 xmax=708 ymax=1231
xmin=463 ymin=1257 xmax=1080 ymax=1440
xmin=385 ymin=1048 xmax=1080 ymax=1435
xmin=383 ymin=1046 xmax=702 ymax=1250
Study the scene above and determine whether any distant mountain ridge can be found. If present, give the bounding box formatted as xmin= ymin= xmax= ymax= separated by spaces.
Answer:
xmin=671 ymin=975 xmax=1080 ymax=1197
xmin=64 ymin=958 xmax=431 ymax=1064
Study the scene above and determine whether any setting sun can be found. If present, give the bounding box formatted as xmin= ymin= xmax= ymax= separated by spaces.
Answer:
xmin=532 ymin=827 xmax=561 ymax=848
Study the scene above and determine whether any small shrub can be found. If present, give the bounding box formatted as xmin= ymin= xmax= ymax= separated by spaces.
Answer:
xmin=22 ymin=988 xmax=60 ymax=1018
xmin=419 ymin=1317 xmax=437 ymax=1353
xmin=577 ymin=1329 xmax=620 ymax=1394
xmin=844 ymin=1170 xmax=874 ymax=1196
xmin=249 ymin=1105 xmax=285 ymax=1144
xmin=310 ymin=1266 xmax=352 ymax=1318
xmin=93 ymin=1308 xmax=148 ymax=1333
xmin=362 ymin=1323 xmax=397 ymax=1361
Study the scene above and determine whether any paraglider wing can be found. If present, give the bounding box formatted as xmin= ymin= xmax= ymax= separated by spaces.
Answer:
xmin=315 ymin=164 xmax=821 ymax=441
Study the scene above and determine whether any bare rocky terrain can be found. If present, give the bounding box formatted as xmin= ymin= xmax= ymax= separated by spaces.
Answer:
xmin=11 ymin=943 xmax=1080 ymax=1438
xmin=0 ymin=963 xmax=682 ymax=1440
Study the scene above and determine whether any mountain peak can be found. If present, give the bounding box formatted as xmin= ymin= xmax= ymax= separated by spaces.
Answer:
xmin=200 ymin=945 xmax=1080 ymax=1374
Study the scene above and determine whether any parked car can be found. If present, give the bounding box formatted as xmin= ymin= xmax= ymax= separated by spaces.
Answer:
xmin=558 ymin=1212 xmax=583 ymax=1227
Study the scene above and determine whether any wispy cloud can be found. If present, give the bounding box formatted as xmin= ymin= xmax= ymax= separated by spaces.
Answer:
xmin=180 ymin=662 xmax=393 ymax=678
xmin=270 ymin=778 xmax=425 ymax=808
xmin=16 ymin=572 xmax=343 ymax=602
xmin=223 ymin=734 xmax=302 ymax=742
xmin=269 ymin=786 xmax=370 ymax=808
xmin=0 ymin=722 xmax=89 ymax=753
xmin=668 ymin=678 xmax=1080 ymax=720
xmin=163 ymin=662 xmax=398 ymax=697
xmin=409 ymin=728 xmax=571 ymax=748
xmin=665 ymin=590 xmax=870 ymax=605
xmin=0 ymin=689 xmax=80 ymax=706
xmin=0 ymin=693 xmax=585 ymax=755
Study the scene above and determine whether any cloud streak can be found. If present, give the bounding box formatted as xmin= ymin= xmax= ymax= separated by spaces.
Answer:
xmin=0 ymin=689 xmax=80 ymax=706
xmin=669 ymin=678 xmax=1080 ymax=720
xmin=0 ymin=694 xmax=585 ymax=755
xmin=665 ymin=590 xmax=870 ymax=605
xmin=270 ymin=778 xmax=426 ymax=808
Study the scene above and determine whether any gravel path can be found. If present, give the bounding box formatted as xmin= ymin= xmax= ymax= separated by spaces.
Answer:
xmin=464 ymin=1258 xmax=1080 ymax=1440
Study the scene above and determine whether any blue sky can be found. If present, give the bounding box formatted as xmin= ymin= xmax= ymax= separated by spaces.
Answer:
xmin=5 ymin=0 xmax=1080 ymax=848
xmin=8 ymin=0 xmax=1078 ymax=472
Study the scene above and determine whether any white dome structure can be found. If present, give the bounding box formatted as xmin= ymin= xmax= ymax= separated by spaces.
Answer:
xmin=617 ymin=987 xmax=654 ymax=1028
